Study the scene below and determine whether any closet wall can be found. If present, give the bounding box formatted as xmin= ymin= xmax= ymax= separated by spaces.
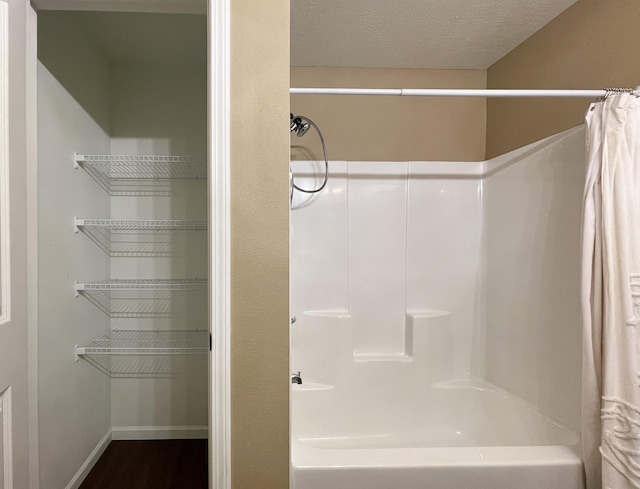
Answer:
xmin=109 ymin=62 xmax=208 ymax=434
xmin=37 ymin=12 xmax=207 ymax=487
xmin=37 ymin=41 xmax=111 ymax=488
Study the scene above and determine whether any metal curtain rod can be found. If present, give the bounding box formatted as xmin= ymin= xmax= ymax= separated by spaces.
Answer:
xmin=290 ymin=87 xmax=637 ymax=98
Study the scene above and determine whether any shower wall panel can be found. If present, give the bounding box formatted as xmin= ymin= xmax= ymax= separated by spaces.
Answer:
xmin=348 ymin=163 xmax=408 ymax=357
xmin=291 ymin=160 xmax=482 ymax=375
xmin=482 ymin=127 xmax=584 ymax=430
xmin=406 ymin=166 xmax=482 ymax=376
xmin=292 ymin=126 xmax=585 ymax=426
xmin=290 ymin=161 xmax=349 ymax=316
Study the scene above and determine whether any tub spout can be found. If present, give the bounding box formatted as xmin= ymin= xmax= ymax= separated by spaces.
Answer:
xmin=291 ymin=371 xmax=302 ymax=384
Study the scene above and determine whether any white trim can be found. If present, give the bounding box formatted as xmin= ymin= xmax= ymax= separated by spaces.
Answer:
xmin=209 ymin=0 xmax=231 ymax=488
xmin=481 ymin=126 xmax=584 ymax=176
xmin=63 ymin=430 xmax=112 ymax=489
xmin=289 ymin=127 xmax=585 ymax=179
xmin=1 ymin=386 xmax=13 ymax=489
xmin=25 ymin=5 xmax=39 ymax=489
xmin=111 ymin=426 xmax=208 ymax=440
xmin=0 ymin=0 xmax=11 ymax=326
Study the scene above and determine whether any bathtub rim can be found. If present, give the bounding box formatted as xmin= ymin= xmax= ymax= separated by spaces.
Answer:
xmin=292 ymin=438 xmax=582 ymax=469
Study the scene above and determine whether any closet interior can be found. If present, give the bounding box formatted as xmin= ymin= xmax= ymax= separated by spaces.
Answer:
xmin=36 ymin=11 xmax=208 ymax=487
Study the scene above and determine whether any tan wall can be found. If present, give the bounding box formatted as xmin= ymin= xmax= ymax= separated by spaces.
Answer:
xmin=487 ymin=0 xmax=640 ymax=158
xmin=230 ymin=1 xmax=290 ymax=488
xmin=291 ymin=68 xmax=487 ymax=161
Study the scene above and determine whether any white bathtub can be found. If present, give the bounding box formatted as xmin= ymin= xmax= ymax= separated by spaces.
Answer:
xmin=290 ymin=144 xmax=585 ymax=489
xmin=292 ymin=379 xmax=583 ymax=489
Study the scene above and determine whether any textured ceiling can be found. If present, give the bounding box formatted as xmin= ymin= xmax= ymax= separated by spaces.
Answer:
xmin=291 ymin=0 xmax=578 ymax=69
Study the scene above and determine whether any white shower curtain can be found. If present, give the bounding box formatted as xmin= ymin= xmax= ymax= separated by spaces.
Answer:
xmin=583 ymin=93 xmax=640 ymax=489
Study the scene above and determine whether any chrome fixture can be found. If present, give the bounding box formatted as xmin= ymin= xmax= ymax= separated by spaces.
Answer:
xmin=291 ymin=371 xmax=302 ymax=384
xmin=290 ymin=113 xmax=310 ymax=137
xmin=289 ymin=113 xmax=329 ymax=197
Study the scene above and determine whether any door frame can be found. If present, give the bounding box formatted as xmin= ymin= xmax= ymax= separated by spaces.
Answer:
xmin=1 ymin=1 xmax=38 ymax=487
xmin=0 ymin=0 xmax=10 ymax=329
xmin=208 ymin=0 xmax=231 ymax=488
xmin=0 ymin=10 xmax=12 ymax=488
xmin=23 ymin=1 xmax=231 ymax=488
xmin=25 ymin=5 xmax=38 ymax=489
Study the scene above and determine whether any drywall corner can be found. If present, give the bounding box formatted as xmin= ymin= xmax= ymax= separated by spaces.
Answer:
xmin=486 ymin=0 xmax=640 ymax=158
xmin=230 ymin=0 xmax=290 ymax=487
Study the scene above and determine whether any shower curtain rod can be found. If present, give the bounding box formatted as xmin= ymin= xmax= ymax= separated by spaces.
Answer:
xmin=290 ymin=88 xmax=636 ymax=98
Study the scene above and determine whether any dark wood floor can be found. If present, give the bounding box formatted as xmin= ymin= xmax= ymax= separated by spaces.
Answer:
xmin=79 ymin=440 xmax=208 ymax=489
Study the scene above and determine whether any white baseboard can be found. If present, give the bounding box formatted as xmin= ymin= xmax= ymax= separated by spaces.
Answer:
xmin=111 ymin=425 xmax=208 ymax=440
xmin=65 ymin=429 xmax=112 ymax=489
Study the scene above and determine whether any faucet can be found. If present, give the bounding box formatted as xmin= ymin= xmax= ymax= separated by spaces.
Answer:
xmin=291 ymin=371 xmax=302 ymax=385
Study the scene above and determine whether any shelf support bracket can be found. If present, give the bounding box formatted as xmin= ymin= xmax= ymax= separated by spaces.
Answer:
xmin=73 ymin=152 xmax=84 ymax=169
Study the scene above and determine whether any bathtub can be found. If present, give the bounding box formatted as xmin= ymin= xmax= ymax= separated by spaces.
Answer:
xmin=292 ymin=379 xmax=582 ymax=489
xmin=290 ymin=147 xmax=585 ymax=489
xmin=290 ymin=312 xmax=583 ymax=489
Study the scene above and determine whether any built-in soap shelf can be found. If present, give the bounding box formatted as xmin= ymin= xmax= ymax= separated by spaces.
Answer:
xmin=74 ymin=153 xmax=206 ymax=195
xmin=292 ymin=382 xmax=334 ymax=391
xmin=74 ymin=218 xmax=207 ymax=257
xmin=291 ymin=310 xmax=455 ymax=386
xmin=74 ymin=278 xmax=207 ymax=318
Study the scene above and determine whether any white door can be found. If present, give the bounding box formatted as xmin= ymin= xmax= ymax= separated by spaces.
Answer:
xmin=0 ymin=0 xmax=36 ymax=488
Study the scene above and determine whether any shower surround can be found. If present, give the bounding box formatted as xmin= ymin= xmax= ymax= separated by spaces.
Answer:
xmin=290 ymin=127 xmax=585 ymax=489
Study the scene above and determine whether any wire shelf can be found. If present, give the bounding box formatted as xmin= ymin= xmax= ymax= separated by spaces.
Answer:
xmin=77 ymin=279 xmax=206 ymax=290
xmin=77 ymin=329 xmax=209 ymax=355
xmin=75 ymin=218 xmax=207 ymax=257
xmin=75 ymin=279 xmax=207 ymax=318
xmin=76 ymin=330 xmax=209 ymax=378
xmin=74 ymin=153 xmax=207 ymax=196
xmin=80 ymin=355 xmax=209 ymax=379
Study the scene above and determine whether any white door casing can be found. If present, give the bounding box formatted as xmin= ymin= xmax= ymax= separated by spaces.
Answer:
xmin=0 ymin=0 xmax=10 ymax=330
xmin=0 ymin=387 xmax=12 ymax=489
xmin=0 ymin=0 xmax=36 ymax=488
xmin=208 ymin=1 xmax=231 ymax=488
xmin=1 ymin=2 xmax=230 ymax=488
xmin=28 ymin=1 xmax=229 ymax=488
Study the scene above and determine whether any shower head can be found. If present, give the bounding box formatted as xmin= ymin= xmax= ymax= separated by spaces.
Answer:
xmin=289 ymin=112 xmax=329 ymax=197
xmin=290 ymin=113 xmax=311 ymax=138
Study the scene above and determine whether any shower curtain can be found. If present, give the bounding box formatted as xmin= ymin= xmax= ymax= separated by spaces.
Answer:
xmin=583 ymin=93 xmax=640 ymax=489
